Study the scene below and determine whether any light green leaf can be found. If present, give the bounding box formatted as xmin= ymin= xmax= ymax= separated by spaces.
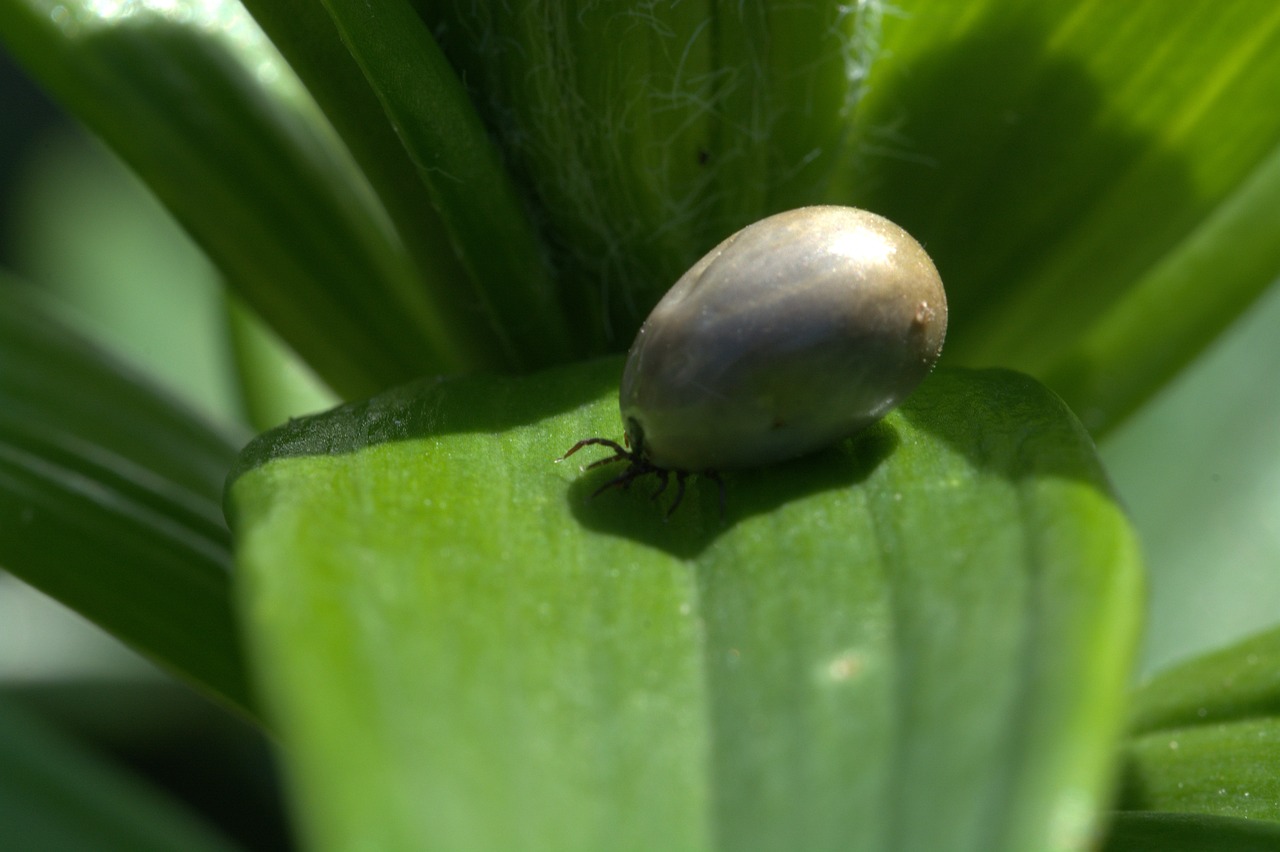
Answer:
xmin=0 ymin=282 xmax=251 ymax=714
xmin=8 ymin=129 xmax=241 ymax=430
xmin=1129 ymin=628 xmax=1280 ymax=735
xmin=0 ymin=697 xmax=243 ymax=852
xmin=851 ymin=1 xmax=1280 ymax=433
xmin=227 ymin=361 xmax=1142 ymax=851
xmin=1100 ymin=281 xmax=1280 ymax=677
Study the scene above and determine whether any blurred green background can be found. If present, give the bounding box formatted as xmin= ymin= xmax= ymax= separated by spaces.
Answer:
xmin=0 ymin=52 xmax=294 ymax=849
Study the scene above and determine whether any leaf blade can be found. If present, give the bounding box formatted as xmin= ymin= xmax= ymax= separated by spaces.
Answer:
xmin=1118 ymin=719 xmax=1280 ymax=822
xmin=0 ymin=283 xmax=252 ymax=714
xmin=1103 ymin=811 xmax=1280 ymax=852
xmin=312 ymin=0 xmax=575 ymax=366
xmin=0 ymin=698 xmax=245 ymax=852
xmin=851 ymin=1 xmax=1280 ymax=433
xmin=227 ymin=362 xmax=1142 ymax=851
xmin=0 ymin=0 xmax=479 ymax=394
xmin=1129 ymin=628 xmax=1280 ymax=736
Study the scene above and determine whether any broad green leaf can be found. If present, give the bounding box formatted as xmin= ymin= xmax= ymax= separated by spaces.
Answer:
xmin=1103 ymin=811 xmax=1280 ymax=852
xmin=0 ymin=282 xmax=251 ymax=714
xmin=0 ymin=0 xmax=493 ymax=395
xmin=852 ymin=1 xmax=1280 ymax=433
xmin=227 ymin=362 xmax=1142 ymax=851
xmin=0 ymin=697 xmax=243 ymax=852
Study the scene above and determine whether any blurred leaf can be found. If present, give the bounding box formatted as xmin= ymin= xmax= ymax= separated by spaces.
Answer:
xmin=1102 ymin=811 xmax=1280 ymax=852
xmin=849 ymin=1 xmax=1280 ymax=433
xmin=0 ymin=281 xmax=252 ymax=714
xmin=225 ymin=295 xmax=338 ymax=433
xmin=9 ymin=129 xmax=241 ymax=430
xmin=0 ymin=0 xmax=492 ymax=395
xmin=1100 ymin=282 xmax=1280 ymax=677
xmin=0 ymin=697 xmax=243 ymax=852
xmin=227 ymin=362 xmax=1142 ymax=851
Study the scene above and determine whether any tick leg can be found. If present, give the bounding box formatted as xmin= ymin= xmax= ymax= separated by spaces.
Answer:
xmin=591 ymin=463 xmax=650 ymax=498
xmin=558 ymin=437 xmax=629 ymax=464
xmin=663 ymin=471 xmax=689 ymax=520
xmin=704 ymin=470 xmax=726 ymax=521
xmin=649 ymin=469 xmax=670 ymax=500
xmin=584 ymin=453 xmax=629 ymax=471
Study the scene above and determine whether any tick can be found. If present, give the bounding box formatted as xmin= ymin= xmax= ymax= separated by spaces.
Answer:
xmin=560 ymin=205 xmax=947 ymax=518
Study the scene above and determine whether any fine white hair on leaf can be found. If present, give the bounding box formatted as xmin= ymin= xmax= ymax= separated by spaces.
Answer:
xmin=431 ymin=1 xmax=889 ymax=346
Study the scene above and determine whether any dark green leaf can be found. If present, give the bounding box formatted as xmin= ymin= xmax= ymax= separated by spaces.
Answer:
xmin=1117 ymin=719 xmax=1280 ymax=821
xmin=227 ymin=362 xmax=1142 ymax=851
xmin=1102 ymin=811 xmax=1280 ymax=852
xmin=233 ymin=0 xmax=518 ymax=369
xmin=297 ymin=0 xmax=576 ymax=367
xmin=424 ymin=1 xmax=880 ymax=348
xmin=1115 ymin=628 xmax=1280 ymax=823
xmin=0 ymin=282 xmax=251 ymax=714
xmin=225 ymin=295 xmax=338 ymax=433
xmin=0 ymin=697 xmax=243 ymax=852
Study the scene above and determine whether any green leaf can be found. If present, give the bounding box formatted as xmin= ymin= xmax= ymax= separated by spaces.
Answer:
xmin=231 ymin=0 xmax=518 ymax=369
xmin=1100 ymin=282 xmax=1280 ymax=677
xmin=1129 ymin=628 xmax=1280 ymax=735
xmin=1117 ymin=719 xmax=1280 ymax=822
xmin=1102 ymin=811 xmax=1280 ymax=852
xmin=227 ymin=362 xmax=1142 ymax=851
xmin=0 ymin=282 xmax=252 ymax=714
xmin=298 ymin=0 xmax=575 ymax=366
xmin=1115 ymin=628 xmax=1280 ymax=822
xmin=8 ymin=129 xmax=241 ymax=429
xmin=0 ymin=697 xmax=244 ymax=852
xmin=424 ymin=2 xmax=882 ymax=347
xmin=225 ymin=295 xmax=339 ymax=433
xmin=851 ymin=1 xmax=1280 ymax=433
xmin=0 ymin=0 xmax=488 ymax=395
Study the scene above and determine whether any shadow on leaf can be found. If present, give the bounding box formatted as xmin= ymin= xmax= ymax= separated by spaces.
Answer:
xmin=561 ymin=422 xmax=899 ymax=559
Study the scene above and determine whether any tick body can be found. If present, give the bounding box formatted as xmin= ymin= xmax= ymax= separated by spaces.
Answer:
xmin=562 ymin=205 xmax=947 ymax=515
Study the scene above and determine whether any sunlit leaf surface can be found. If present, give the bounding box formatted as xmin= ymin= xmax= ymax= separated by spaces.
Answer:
xmin=228 ymin=361 xmax=1142 ymax=851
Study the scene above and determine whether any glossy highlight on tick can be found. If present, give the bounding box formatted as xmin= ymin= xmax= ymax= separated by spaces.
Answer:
xmin=559 ymin=205 xmax=947 ymax=518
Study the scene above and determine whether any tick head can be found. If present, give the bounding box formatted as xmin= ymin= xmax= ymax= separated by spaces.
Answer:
xmin=623 ymin=416 xmax=649 ymax=465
